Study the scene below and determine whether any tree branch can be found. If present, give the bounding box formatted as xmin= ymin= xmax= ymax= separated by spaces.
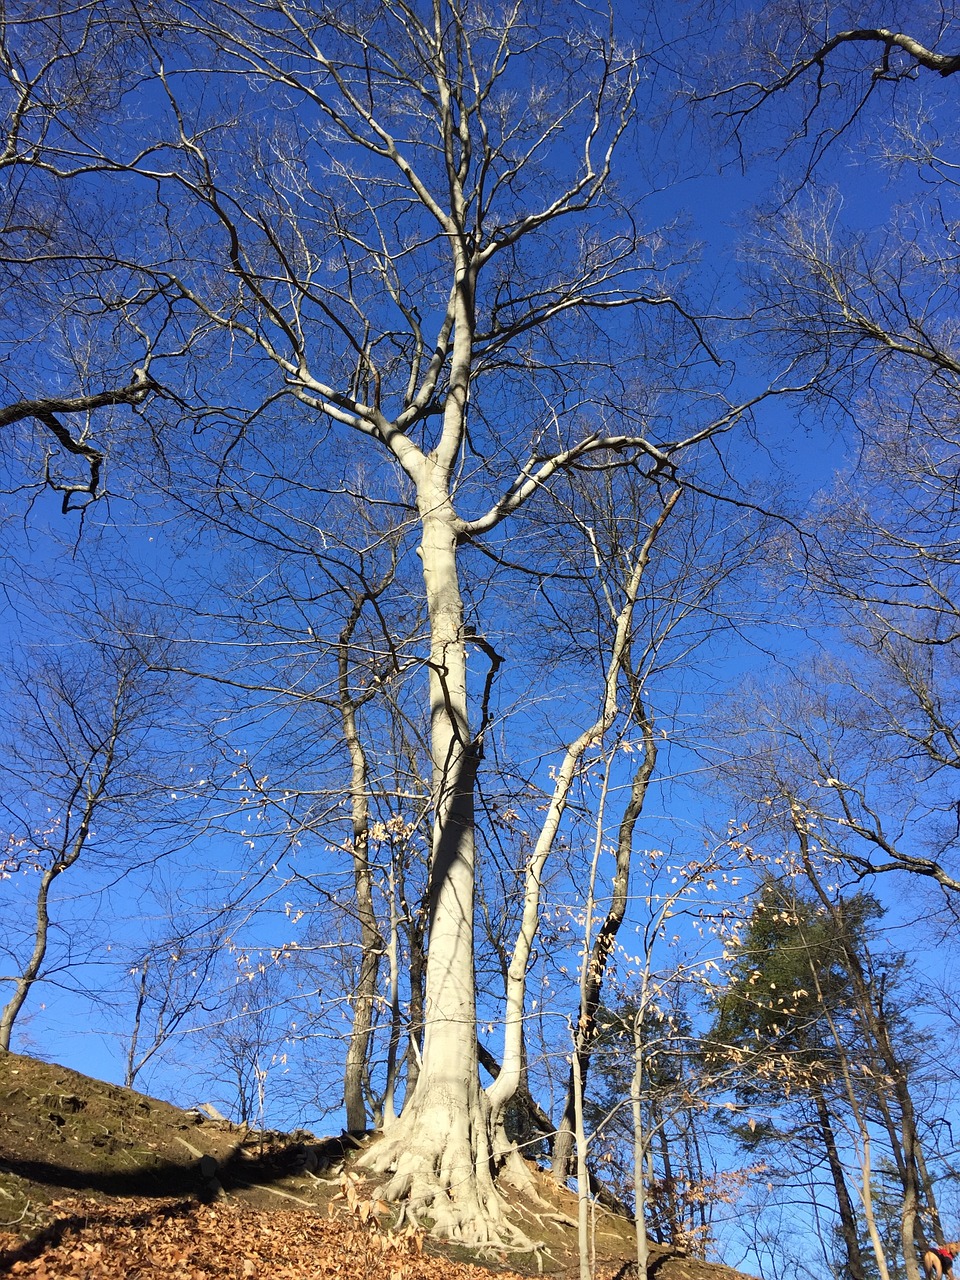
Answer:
xmin=1 ymin=369 xmax=155 ymax=509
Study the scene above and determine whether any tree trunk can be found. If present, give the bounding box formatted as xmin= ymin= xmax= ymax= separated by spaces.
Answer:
xmin=632 ymin=1014 xmax=651 ymax=1280
xmin=684 ymin=1110 xmax=709 ymax=1243
xmin=813 ymin=1085 xmax=868 ymax=1280
xmin=125 ymin=961 xmax=151 ymax=1087
xmin=401 ymin=859 xmax=426 ymax=1101
xmin=573 ymin=1035 xmax=593 ymax=1280
xmin=1 ymin=791 xmax=96 ymax=1051
xmin=657 ymin=1117 xmax=681 ymax=1245
xmin=338 ymin=610 xmax=383 ymax=1133
xmin=381 ymin=856 xmax=402 ymax=1126
xmin=866 ymin=973 xmax=923 ymax=1280
xmin=799 ymin=840 xmax=925 ymax=1280
xmin=362 ymin=482 xmax=529 ymax=1245
xmin=915 ymin=1138 xmax=942 ymax=1249
xmin=553 ymin=721 xmax=657 ymax=1180
xmin=0 ymin=864 xmax=56 ymax=1052
xmin=490 ymin=487 xmax=680 ymax=1169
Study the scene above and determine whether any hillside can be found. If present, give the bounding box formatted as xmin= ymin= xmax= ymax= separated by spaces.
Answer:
xmin=0 ymin=1052 xmax=753 ymax=1279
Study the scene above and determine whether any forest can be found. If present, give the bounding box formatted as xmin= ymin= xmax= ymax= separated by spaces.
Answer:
xmin=1 ymin=2 xmax=959 ymax=1278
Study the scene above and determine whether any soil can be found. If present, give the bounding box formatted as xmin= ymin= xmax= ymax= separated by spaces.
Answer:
xmin=0 ymin=1051 xmax=755 ymax=1280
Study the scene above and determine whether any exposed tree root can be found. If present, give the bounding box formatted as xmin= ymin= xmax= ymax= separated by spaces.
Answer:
xmin=360 ymin=1092 xmax=543 ymax=1253
xmin=496 ymin=1137 xmax=552 ymax=1205
xmin=515 ymin=1201 xmax=579 ymax=1230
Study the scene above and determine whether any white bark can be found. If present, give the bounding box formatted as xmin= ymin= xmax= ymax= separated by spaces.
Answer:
xmin=362 ymin=460 xmax=535 ymax=1245
xmin=381 ymin=857 xmax=402 ymax=1129
xmin=0 ymin=1 xmax=745 ymax=1242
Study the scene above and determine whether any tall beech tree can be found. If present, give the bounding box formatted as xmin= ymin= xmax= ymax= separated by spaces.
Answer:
xmin=12 ymin=1 xmax=960 ymax=1262
xmin=0 ymin=0 xmax=792 ymax=1242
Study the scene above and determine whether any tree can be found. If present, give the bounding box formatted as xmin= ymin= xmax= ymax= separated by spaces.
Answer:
xmin=711 ymin=877 xmax=880 ymax=1280
xmin=703 ymin=7 xmax=960 ymax=180
xmin=602 ymin=864 xmax=744 ymax=1280
xmin=708 ymin=837 xmax=950 ymax=1280
xmin=687 ymin=1 xmax=960 ymax=910
xmin=124 ymin=916 xmax=233 ymax=1090
xmin=543 ymin=474 xmax=762 ymax=1183
xmin=0 ymin=631 xmax=183 ymax=1051
xmin=0 ymin=0 xmax=779 ymax=1242
xmin=790 ymin=820 xmax=940 ymax=1280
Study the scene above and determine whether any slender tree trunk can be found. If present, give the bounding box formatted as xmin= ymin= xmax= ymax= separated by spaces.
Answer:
xmin=0 ymin=864 xmax=56 ymax=1052
xmin=657 ymin=1117 xmax=681 ymax=1245
xmin=488 ymin=702 xmax=619 ymax=1182
xmin=813 ymin=1085 xmax=868 ymax=1280
xmin=797 ymin=849 xmax=891 ymax=1280
xmin=573 ymin=1033 xmax=593 ymax=1280
xmin=829 ymin=1022 xmax=891 ymax=1280
xmin=632 ymin=1013 xmax=651 ymax=1280
xmin=859 ymin=1123 xmax=891 ymax=1280
xmin=490 ymin=489 xmax=680 ymax=1164
xmin=798 ymin=835 xmax=925 ymax=1280
xmin=553 ymin=720 xmax=657 ymax=1179
xmin=916 ymin=1138 xmax=942 ymax=1248
xmin=684 ymin=1111 xmax=709 ymax=1242
xmin=338 ymin=610 xmax=383 ymax=1133
xmin=1 ymin=790 xmax=97 ymax=1051
xmin=870 ymin=987 xmax=923 ymax=1279
xmin=381 ymin=857 xmax=402 ymax=1127
xmin=402 ymin=866 xmax=426 ymax=1101
xmin=868 ymin=974 xmax=924 ymax=1278
xmin=125 ymin=961 xmax=151 ymax=1087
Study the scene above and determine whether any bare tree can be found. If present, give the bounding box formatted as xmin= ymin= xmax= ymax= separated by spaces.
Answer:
xmin=538 ymin=472 xmax=770 ymax=1185
xmin=713 ymin=694 xmax=959 ymax=1280
xmin=124 ymin=919 xmax=233 ymax=1090
xmin=0 ymin=0 xmax=780 ymax=1241
xmin=688 ymin=0 xmax=960 ymax=902
xmin=0 ymin=633 xmax=181 ymax=1050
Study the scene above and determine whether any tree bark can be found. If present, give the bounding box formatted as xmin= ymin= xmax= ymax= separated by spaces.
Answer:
xmin=489 ymin=488 xmax=680 ymax=1167
xmin=0 ymin=862 xmax=56 ymax=1052
xmin=915 ymin=1138 xmax=942 ymax=1248
xmin=362 ymin=469 xmax=528 ymax=1244
xmin=798 ymin=835 xmax=925 ymax=1280
xmin=632 ymin=1014 xmax=651 ymax=1280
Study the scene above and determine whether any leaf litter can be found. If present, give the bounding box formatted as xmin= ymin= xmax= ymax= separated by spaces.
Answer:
xmin=0 ymin=1196 xmax=524 ymax=1279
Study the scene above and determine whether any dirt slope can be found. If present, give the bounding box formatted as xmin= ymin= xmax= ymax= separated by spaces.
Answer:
xmin=0 ymin=1052 xmax=753 ymax=1280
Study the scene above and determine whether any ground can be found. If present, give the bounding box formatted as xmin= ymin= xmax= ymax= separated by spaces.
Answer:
xmin=0 ymin=1052 xmax=755 ymax=1279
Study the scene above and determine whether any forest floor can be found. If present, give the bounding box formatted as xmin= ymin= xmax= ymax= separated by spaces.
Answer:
xmin=0 ymin=1052 xmax=754 ymax=1280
